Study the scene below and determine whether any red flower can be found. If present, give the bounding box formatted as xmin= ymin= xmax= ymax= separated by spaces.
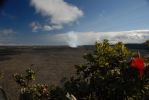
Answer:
xmin=131 ymin=57 xmax=144 ymax=77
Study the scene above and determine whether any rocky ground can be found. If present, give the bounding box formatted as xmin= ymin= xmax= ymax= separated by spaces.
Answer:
xmin=0 ymin=46 xmax=92 ymax=100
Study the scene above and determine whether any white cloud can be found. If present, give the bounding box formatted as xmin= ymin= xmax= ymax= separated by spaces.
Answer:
xmin=0 ymin=29 xmax=16 ymax=36
xmin=30 ymin=22 xmax=42 ymax=32
xmin=43 ymin=24 xmax=63 ymax=31
xmin=30 ymin=0 xmax=83 ymax=31
xmin=46 ymin=30 xmax=149 ymax=47
xmin=30 ymin=22 xmax=63 ymax=32
xmin=43 ymin=25 xmax=52 ymax=31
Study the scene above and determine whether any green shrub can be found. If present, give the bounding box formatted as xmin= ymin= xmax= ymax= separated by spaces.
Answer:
xmin=64 ymin=40 xmax=149 ymax=100
xmin=14 ymin=40 xmax=149 ymax=100
xmin=13 ymin=68 xmax=50 ymax=100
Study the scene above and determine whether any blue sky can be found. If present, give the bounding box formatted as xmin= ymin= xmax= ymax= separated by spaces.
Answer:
xmin=1 ymin=0 xmax=149 ymax=46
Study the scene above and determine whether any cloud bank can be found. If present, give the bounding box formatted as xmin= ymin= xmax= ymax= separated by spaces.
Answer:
xmin=1 ymin=29 xmax=149 ymax=47
xmin=30 ymin=0 xmax=83 ymax=32
xmin=48 ymin=30 xmax=149 ymax=47
xmin=0 ymin=29 xmax=16 ymax=45
xmin=0 ymin=29 xmax=16 ymax=36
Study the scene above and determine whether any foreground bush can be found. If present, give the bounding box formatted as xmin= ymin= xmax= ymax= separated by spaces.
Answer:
xmin=13 ymin=68 xmax=68 ymax=100
xmin=63 ymin=40 xmax=149 ymax=100
xmin=14 ymin=68 xmax=50 ymax=100
xmin=14 ymin=40 xmax=149 ymax=100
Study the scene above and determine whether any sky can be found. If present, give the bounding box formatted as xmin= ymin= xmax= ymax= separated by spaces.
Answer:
xmin=1 ymin=0 xmax=149 ymax=47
